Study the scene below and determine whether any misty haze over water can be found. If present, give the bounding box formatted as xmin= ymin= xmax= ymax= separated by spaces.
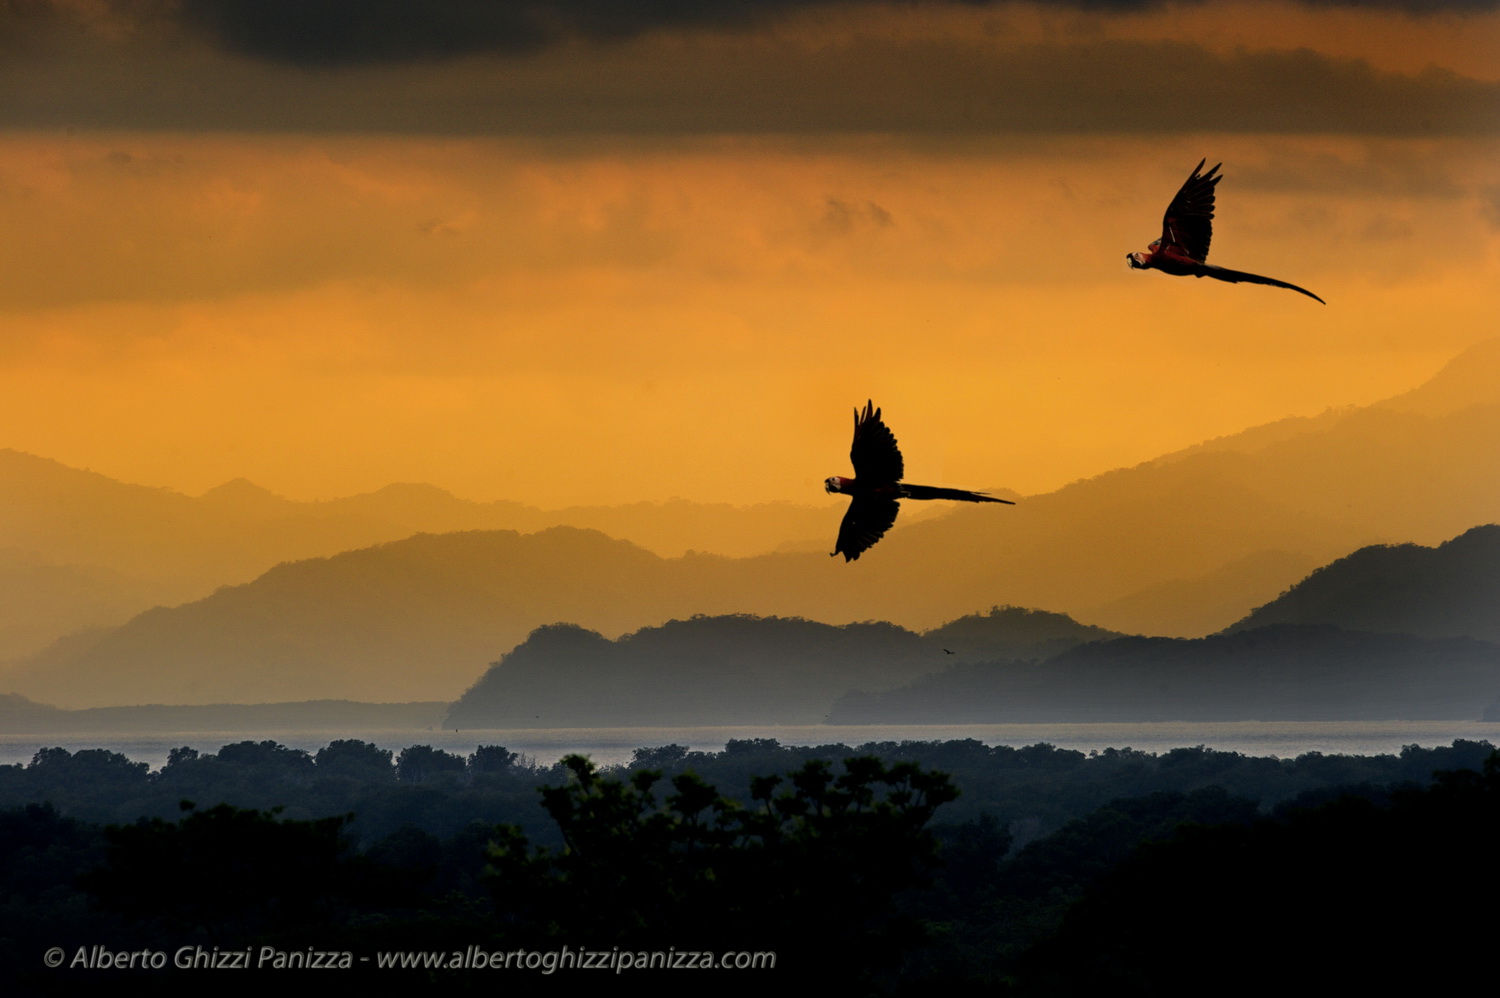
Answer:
xmin=3 ymin=720 xmax=1495 ymax=772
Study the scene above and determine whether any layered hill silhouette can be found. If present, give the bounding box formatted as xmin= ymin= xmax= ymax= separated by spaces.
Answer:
xmin=445 ymin=608 xmax=1119 ymax=728
xmin=451 ymin=529 xmax=1500 ymax=725
xmin=0 ymin=449 xmax=831 ymax=660
xmin=3 ymin=338 xmax=1498 ymax=707
xmin=1228 ymin=524 xmax=1500 ymax=642
xmin=6 ymin=528 xmax=708 ymax=704
xmin=1 ymin=528 xmax=1124 ymax=706
xmin=832 ymin=524 xmax=1500 ymax=723
xmin=7 ymin=520 xmax=1496 ymax=713
xmin=828 ymin=626 xmax=1500 ymax=724
xmin=0 ymin=547 xmax=159 ymax=667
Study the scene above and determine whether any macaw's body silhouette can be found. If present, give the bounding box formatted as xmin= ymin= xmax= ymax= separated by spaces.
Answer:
xmin=825 ymin=401 xmax=1013 ymax=562
xmin=1128 ymin=160 xmax=1325 ymax=304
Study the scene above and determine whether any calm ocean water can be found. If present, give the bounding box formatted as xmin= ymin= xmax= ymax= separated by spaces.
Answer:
xmin=2 ymin=720 xmax=1496 ymax=771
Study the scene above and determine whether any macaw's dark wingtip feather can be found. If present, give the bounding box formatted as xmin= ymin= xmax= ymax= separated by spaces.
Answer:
xmin=1265 ymin=277 xmax=1324 ymax=304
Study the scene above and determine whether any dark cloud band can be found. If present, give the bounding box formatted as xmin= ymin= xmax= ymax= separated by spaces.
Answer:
xmin=7 ymin=1 xmax=1495 ymax=67
xmin=185 ymin=0 xmax=838 ymax=66
xmin=3 ymin=34 xmax=1493 ymax=137
xmin=1 ymin=2 xmax=1494 ymax=136
xmin=177 ymin=1 xmax=1500 ymax=68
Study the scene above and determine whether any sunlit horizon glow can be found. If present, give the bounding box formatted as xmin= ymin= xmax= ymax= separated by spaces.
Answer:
xmin=0 ymin=2 xmax=1495 ymax=509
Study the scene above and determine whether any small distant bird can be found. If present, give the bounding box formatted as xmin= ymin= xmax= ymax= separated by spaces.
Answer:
xmin=1127 ymin=160 xmax=1324 ymax=304
xmin=826 ymin=401 xmax=1013 ymax=561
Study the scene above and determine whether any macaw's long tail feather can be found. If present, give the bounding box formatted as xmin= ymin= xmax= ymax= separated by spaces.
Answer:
xmin=1201 ymin=264 xmax=1325 ymax=304
xmin=900 ymin=483 xmax=1016 ymax=504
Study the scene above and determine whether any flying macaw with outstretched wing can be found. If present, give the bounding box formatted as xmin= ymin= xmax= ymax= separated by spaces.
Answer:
xmin=825 ymin=401 xmax=1013 ymax=562
xmin=1128 ymin=160 xmax=1324 ymax=304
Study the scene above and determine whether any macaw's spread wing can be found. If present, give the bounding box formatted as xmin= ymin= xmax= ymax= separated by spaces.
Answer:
xmin=1202 ymin=264 xmax=1326 ymax=304
xmin=835 ymin=495 xmax=900 ymax=562
xmin=849 ymin=399 xmax=903 ymax=483
xmin=1161 ymin=159 xmax=1220 ymax=263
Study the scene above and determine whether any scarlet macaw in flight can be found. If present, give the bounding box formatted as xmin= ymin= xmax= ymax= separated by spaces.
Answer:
xmin=1127 ymin=160 xmax=1324 ymax=304
xmin=826 ymin=401 xmax=1013 ymax=561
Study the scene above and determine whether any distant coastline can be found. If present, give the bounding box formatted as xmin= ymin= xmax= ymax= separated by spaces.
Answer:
xmin=0 ymin=694 xmax=447 ymax=736
xmin=3 ymin=719 xmax=1495 ymax=773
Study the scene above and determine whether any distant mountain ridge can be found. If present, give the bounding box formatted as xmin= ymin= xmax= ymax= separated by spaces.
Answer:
xmin=827 ymin=625 xmax=1500 ymax=723
xmin=1227 ymin=524 xmax=1500 ymax=642
xmin=0 ymin=449 xmax=832 ymax=569
xmin=6 ymin=521 xmax=1495 ymax=714
xmin=4 ymin=338 xmax=1499 ymax=706
xmin=449 ymin=616 xmax=937 ymax=728
xmin=2 ymin=531 xmax=1125 ymax=706
xmin=0 ymin=448 xmax=832 ymax=659
xmin=924 ymin=606 xmax=1121 ymax=661
xmin=831 ymin=521 xmax=1500 ymax=724
xmin=6 ymin=527 xmax=692 ymax=704
xmin=445 ymin=607 xmax=1120 ymax=728
xmin=445 ymin=584 xmax=1500 ymax=729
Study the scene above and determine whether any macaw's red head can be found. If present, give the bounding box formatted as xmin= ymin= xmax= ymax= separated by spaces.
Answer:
xmin=1127 ymin=239 xmax=1160 ymax=269
xmin=825 ymin=476 xmax=852 ymax=494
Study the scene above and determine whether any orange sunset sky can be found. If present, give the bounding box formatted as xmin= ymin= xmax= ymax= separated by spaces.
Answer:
xmin=0 ymin=1 xmax=1496 ymax=511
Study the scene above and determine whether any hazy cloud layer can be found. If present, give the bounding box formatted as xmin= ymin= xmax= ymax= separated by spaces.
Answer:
xmin=0 ymin=134 xmax=1490 ymax=313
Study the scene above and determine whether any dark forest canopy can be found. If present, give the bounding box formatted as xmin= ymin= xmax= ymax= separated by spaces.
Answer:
xmin=3 ymin=738 xmax=1497 ymax=994
xmin=3 ymin=735 xmax=1494 ymax=847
